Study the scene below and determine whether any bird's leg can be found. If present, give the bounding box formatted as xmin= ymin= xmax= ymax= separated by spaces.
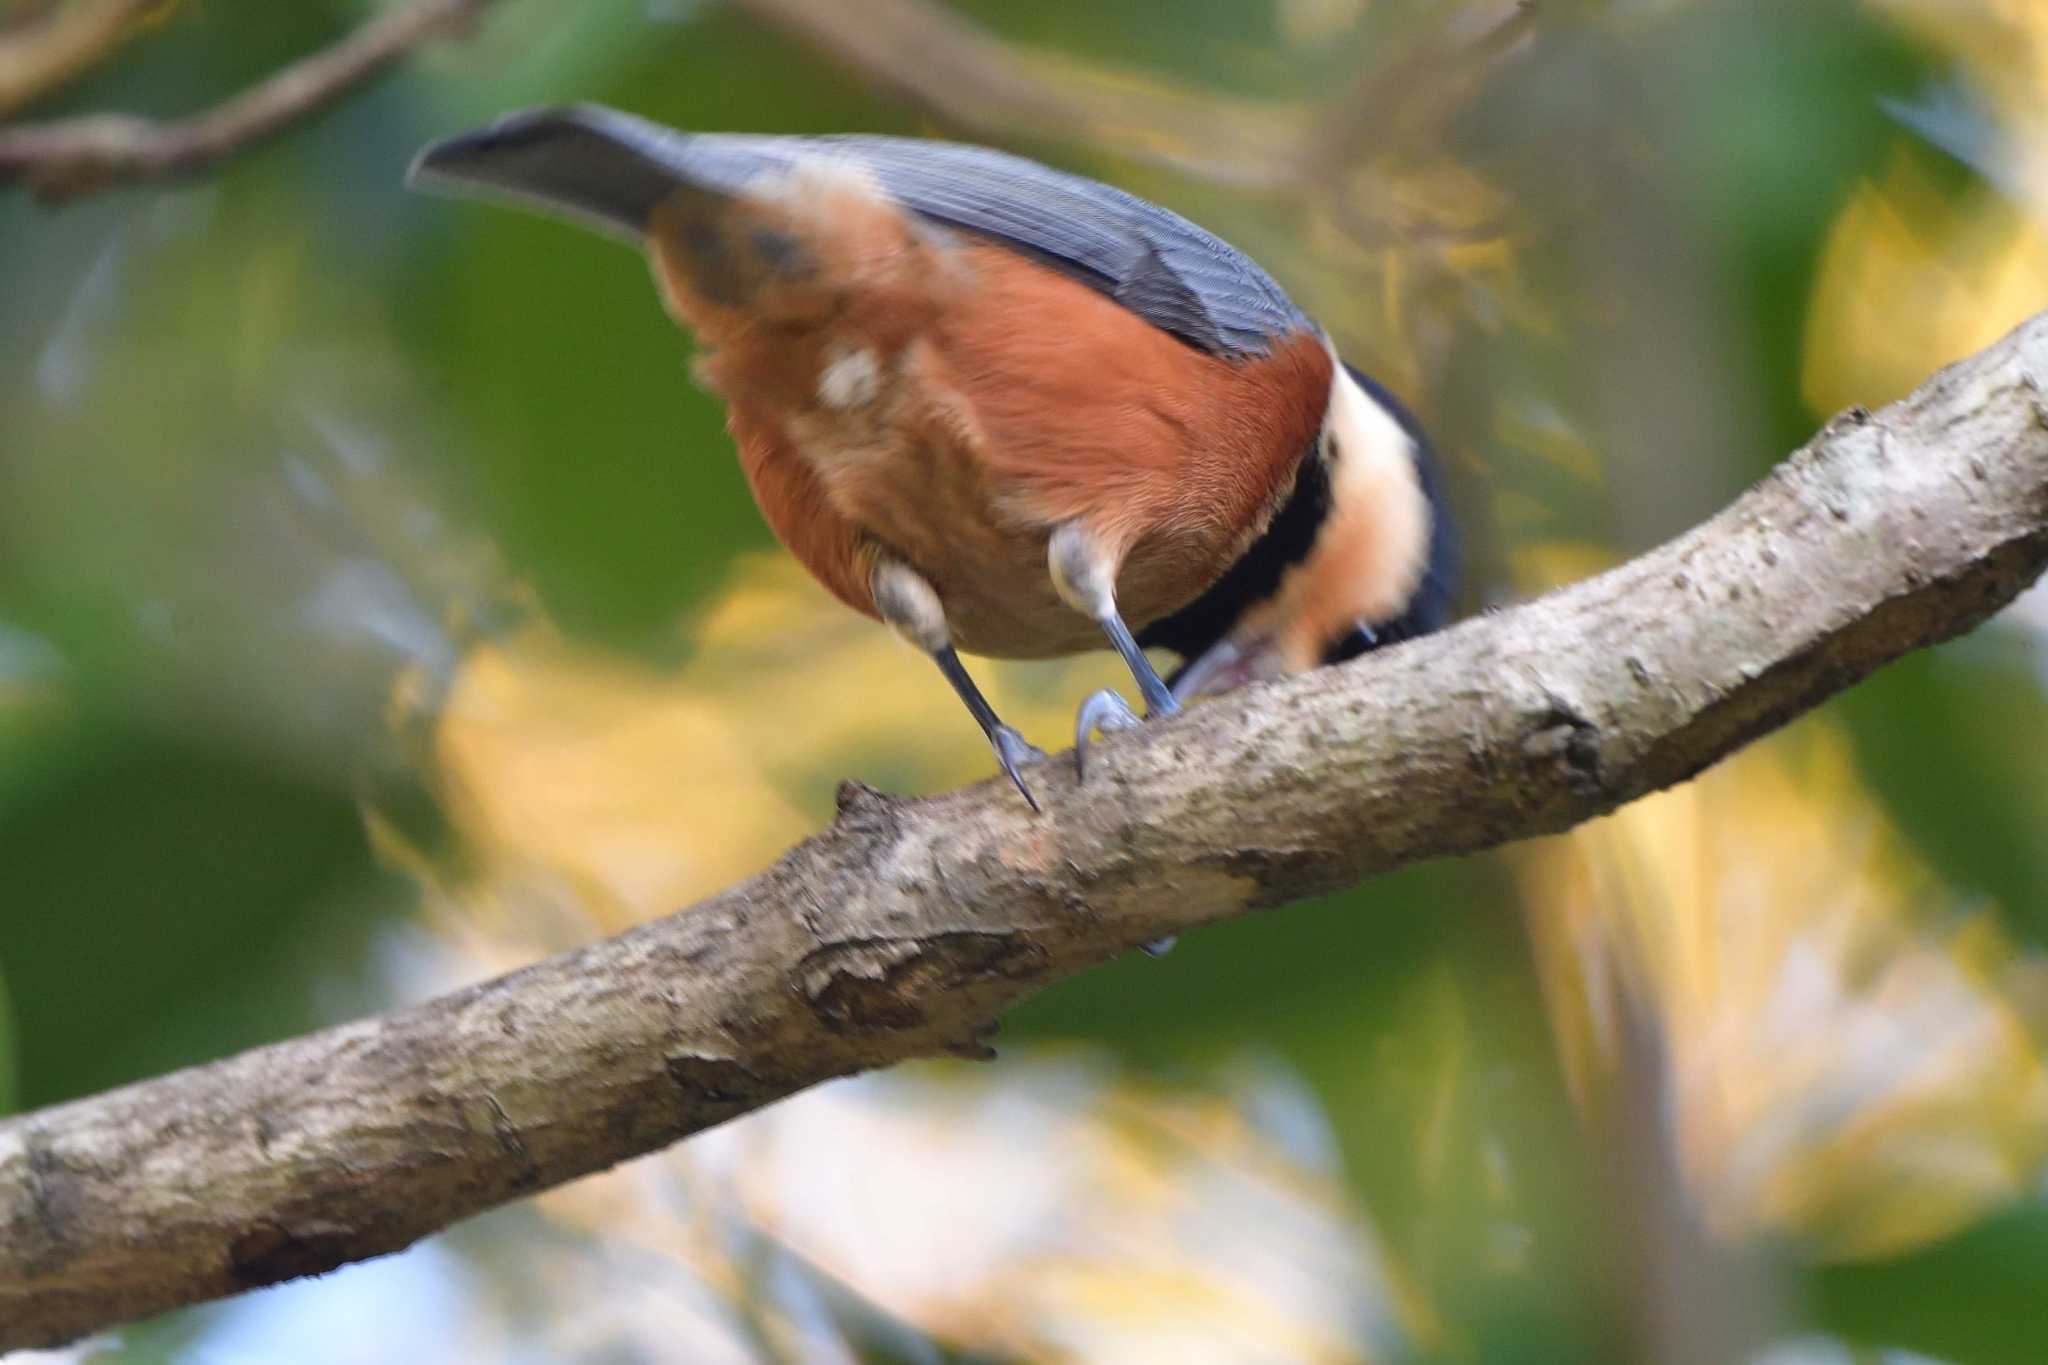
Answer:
xmin=933 ymin=647 xmax=1047 ymax=810
xmin=1049 ymin=522 xmax=1181 ymax=778
xmin=1050 ymin=523 xmax=1178 ymax=715
xmin=872 ymin=558 xmax=1045 ymax=810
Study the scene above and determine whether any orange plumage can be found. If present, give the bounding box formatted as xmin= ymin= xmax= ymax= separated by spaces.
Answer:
xmin=646 ymin=168 xmax=1329 ymax=659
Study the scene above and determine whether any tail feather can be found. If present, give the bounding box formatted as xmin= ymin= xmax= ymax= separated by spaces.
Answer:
xmin=407 ymin=105 xmax=779 ymax=243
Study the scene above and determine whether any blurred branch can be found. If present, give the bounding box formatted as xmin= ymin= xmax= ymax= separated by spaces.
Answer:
xmin=0 ymin=0 xmax=169 ymax=118
xmin=5 ymin=312 xmax=2048 ymax=1350
xmin=734 ymin=0 xmax=1542 ymax=191
xmin=0 ymin=0 xmax=493 ymax=202
xmin=0 ymin=0 xmax=1535 ymax=248
xmin=1294 ymin=0 xmax=1538 ymax=183
xmin=729 ymin=0 xmax=1305 ymax=187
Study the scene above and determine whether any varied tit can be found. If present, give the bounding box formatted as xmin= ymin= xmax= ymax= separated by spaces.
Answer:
xmin=409 ymin=106 xmax=1456 ymax=810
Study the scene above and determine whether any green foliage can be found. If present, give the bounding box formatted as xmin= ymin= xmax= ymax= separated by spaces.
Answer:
xmin=1811 ymin=1205 xmax=2048 ymax=1365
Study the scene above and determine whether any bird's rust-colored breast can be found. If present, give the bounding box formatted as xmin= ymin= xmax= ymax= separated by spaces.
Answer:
xmin=646 ymin=165 xmax=1332 ymax=658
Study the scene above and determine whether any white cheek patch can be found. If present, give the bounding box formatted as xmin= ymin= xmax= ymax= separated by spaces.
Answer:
xmin=1323 ymin=350 xmax=1416 ymax=498
xmin=818 ymin=344 xmax=882 ymax=409
xmin=1322 ymin=356 xmax=1431 ymax=618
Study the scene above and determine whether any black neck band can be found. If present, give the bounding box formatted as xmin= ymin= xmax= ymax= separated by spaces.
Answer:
xmin=1135 ymin=445 xmax=1329 ymax=662
xmin=1136 ymin=362 xmax=1457 ymax=671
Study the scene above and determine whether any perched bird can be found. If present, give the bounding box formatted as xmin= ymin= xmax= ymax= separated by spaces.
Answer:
xmin=409 ymin=106 xmax=1455 ymax=809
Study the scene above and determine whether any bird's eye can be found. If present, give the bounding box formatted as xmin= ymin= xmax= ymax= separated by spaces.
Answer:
xmin=1324 ymin=435 xmax=1342 ymax=463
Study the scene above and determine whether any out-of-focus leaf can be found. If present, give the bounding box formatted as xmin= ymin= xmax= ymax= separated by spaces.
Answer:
xmin=1009 ymin=854 xmax=1610 ymax=1364
xmin=1868 ymin=0 xmax=2048 ymax=220
xmin=1833 ymin=638 xmax=2048 ymax=946
xmin=0 ymin=621 xmax=75 ymax=825
xmin=1803 ymin=148 xmax=2048 ymax=415
xmin=948 ymin=0 xmax=1348 ymax=98
xmin=408 ymin=0 xmax=683 ymax=118
xmin=0 ymin=955 xmax=16 ymax=1114
xmin=1882 ymin=82 xmax=2027 ymax=197
xmin=1808 ymin=1201 xmax=2048 ymax=1365
xmin=513 ymin=1054 xmax=1414 ymax=1364
xmin=0 ymin=732 xmax=381 ymax=1108
xmin=1525 ymin=721 xmax=2048 ymax=1263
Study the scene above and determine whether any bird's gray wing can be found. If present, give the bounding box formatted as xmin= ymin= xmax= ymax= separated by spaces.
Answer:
xmin=409 ymin=105 xmax=1313 ymax=359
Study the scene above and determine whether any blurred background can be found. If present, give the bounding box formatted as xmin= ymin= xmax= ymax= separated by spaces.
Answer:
xmin=4 ymin=0 xmax=2048 ymax=1361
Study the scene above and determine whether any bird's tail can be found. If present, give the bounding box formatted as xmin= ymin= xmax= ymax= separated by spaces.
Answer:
xmin=408 ymin=105 xmax=716 ymax=242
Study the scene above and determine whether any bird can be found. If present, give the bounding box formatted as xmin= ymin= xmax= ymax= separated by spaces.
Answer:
xmin=407 ymin=105 xmax=1456 ymax=810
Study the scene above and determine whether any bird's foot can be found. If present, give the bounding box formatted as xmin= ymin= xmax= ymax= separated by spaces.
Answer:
xmin=1135 ymin=669 xmax=1181 ymax=719
xmin=1073 ymin=688 xmax=1144 ymax=783
xmin=991 ymin=723 xmax=1048 ymax=811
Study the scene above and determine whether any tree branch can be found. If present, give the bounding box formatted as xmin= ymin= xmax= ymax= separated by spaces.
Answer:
xmin=729 ymin=0 xmax=1305 ymax=187
xmin=0 ymin=0 xmax=168 ymax=118
xmin=3 ymin=313 xmax=2047 ymax=1349
xmin=0 ymin=0 xmax=492 ymax=202
xmin=730 ymin=0 xmax=1538 ymax=193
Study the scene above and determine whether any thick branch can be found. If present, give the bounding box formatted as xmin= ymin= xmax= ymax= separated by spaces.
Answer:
xmin=0 ymin=0 xmax=492 ymax=201
xmin=4 ymin=314 xmax=2048 ymax=1349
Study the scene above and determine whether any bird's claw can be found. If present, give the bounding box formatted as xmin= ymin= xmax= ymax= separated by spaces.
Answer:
xmin=992 ymin=723 xmax=1048 ymax=811
xmin=1073 ymin=688 xmax=1143 ymax=783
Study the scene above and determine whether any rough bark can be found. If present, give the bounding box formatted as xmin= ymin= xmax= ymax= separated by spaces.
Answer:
xmin=3 ymin=312 xmax=2047 ymax=1349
